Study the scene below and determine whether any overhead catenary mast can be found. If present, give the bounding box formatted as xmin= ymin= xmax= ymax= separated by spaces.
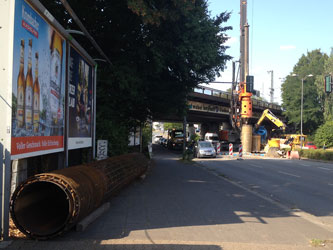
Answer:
xmin=267 ymin=70 xmax=274 ymax=103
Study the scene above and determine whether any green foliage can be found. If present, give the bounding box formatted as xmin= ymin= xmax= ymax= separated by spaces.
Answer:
xmin=164 ymin=123 xmax=183 ymax=130
xmin=282 ymin=50 xmax=327 ymax=134
xmin=315 ymin=53 xmax=333 ymax=121
xmin=299 ymin=148 xmax=333 ymax=161
xmin=314 ymin=120 xmax=333 ymax=148
xmin=96 ymin=117 xmax=130 ymax=157
xmin=190 ymin=133 xmax=200 ymax=142
xmin=142 ymin=124 xmax=152 ymax=150
xmin=40 ymin=0 xmax=232 ymax=156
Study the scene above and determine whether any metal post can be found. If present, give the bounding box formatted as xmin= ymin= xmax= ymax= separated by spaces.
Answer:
xmin=301 ymin=78 xmax=304 ymax=137
xmin=268 ymin=70 xmax=274 ymax=103
xmin=230 ymin=61 xmax=235 ymax=128
xmin=0 ymin=0 xmax=15 ymax=239
xmin=139 ymin=123 xmax=143 ymax=153
xmin=183 ymin=115 xmax=187 ymax=155
xmin=291 ymin=74 xmax=312 ymax=143
xmin=240 ymin=0 xmax=247 ymax=83
xmin=64 ymin=45 xmax=70 ymax=167
xmin=244 ymin=23 xmax=249 ymax=77
xmin=93 ymin=64 xmax=97 ymax=159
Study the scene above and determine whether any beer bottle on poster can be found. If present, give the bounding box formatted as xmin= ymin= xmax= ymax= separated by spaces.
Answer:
xmin=25 ymin=39 xmax=33 ymax=131
xmin=50 ymin=30 xmax=63 ymax=126
xmin=33 ymin=52 xmax=40 ymax=133
xmin=16 ymin=39 xmax=25 ymax=128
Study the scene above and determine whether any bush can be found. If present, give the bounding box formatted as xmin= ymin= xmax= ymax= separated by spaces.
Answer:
xmin=299 ymin=149 xmax=333 ymax=161
xmin=314 ymin=121 xmax=333 ymax=148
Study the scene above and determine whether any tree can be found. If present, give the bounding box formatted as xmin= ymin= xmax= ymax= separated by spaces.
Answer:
xmin=314 ymin=120 xmax=333 ymax=148
xmin=314 ymin=51 xmax=333 ymax=121
xmin=39 ymin=0 xmax=232 ymax=155
xmin=164 ymin=123 xmax=183 ymax=131
xmin=281 ymin=50 xmax=327 ymax=135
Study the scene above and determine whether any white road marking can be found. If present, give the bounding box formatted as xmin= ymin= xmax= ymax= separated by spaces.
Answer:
xmin=299 ymin=163 xmax=311 ymax=167
xmin=328 ymin=183 xmax=333 ymax=186
xmin=248 ymin=163 xmax=263 ymax=168
xmin=318 ymin=167 xmax=331 ymax=171
xmin=278 ymin=171 xmax=300 ymax=178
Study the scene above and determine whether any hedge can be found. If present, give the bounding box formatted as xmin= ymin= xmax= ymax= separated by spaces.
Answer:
xmin=299 ymin=149 xmax=333 ymax=161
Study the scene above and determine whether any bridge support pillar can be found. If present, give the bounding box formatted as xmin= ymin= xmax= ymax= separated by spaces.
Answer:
xmin=241 ymin=124 xmax=252 ymax=153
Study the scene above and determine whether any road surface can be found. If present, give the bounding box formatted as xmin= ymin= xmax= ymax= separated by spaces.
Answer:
xmin=195 ymin=155 xmax=333 ymax=230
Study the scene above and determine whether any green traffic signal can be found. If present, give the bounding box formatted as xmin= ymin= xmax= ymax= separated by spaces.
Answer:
xmin=325 ymin=75 xmax=332 ymax=93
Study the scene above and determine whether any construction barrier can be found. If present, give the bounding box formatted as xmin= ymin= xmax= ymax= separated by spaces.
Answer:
xmin=216 ymin=142 xmax=221 ymax=154
xmin=229 ymin=143 xmax=233 ymax=156
xmin=239 ymin=144 xmax=243 ymax=157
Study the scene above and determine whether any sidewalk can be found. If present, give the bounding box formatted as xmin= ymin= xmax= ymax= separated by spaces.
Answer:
xmin=5 ymin=147 xmax=333 ymax=250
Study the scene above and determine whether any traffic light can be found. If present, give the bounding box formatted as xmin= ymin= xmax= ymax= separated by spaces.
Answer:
xmin=246 ymin=75 xmax=254 ymax=93
xmin=325 ymin=75 xmax=332 ymax=93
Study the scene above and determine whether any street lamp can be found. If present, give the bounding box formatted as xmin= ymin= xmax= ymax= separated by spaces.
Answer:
xmin=292 ymin=73 xmax=313 ymax=140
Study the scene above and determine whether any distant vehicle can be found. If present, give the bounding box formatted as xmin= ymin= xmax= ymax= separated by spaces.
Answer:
xmin=154 ymin=135 xmax=163 ymax=143
xmin=194 ymin=141 xmax=216 ymax=158
xmin=204 ymin=132 xmax=219 ymax=150
xmin=304 ymin=142 xmax=317 ymax=149
xmin=167 ymin=129 xmax=184 ymax=150
xmin=160 ymin=138 xmax=167 ymax=147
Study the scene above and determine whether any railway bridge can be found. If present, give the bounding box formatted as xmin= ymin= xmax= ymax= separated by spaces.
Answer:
xmin=153 ymin=85 xmax=284 ymax=137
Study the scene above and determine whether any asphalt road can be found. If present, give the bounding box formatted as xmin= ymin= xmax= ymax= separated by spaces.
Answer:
xmin=195 ymin=156 xmax=333 ymax=228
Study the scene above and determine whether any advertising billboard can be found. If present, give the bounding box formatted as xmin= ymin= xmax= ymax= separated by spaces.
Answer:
xmin=68 ymin=46 xmax=93 ymax=150
xmin=11 ymin=0 xmax=66 ymax=159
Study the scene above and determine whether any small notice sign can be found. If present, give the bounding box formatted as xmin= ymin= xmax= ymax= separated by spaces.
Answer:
xmin=97 ymin=140 xmax=108 ymax=160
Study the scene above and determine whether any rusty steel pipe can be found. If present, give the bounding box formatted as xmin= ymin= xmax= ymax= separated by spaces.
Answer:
xmin=10 ymin=153 xmax=148 ymax=239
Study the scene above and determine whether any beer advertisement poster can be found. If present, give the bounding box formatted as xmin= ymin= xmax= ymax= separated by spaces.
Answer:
xmin=68 ymin=46 xmax=93 ymax=150
xmin=11 ymin=0 xmax=66 ymax=159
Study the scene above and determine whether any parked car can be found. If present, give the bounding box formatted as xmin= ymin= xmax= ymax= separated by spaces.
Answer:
xmin=304 ymin=142 xmax=317 ymax=149
xmin=194 ymin=141 xmax=216 ymax=158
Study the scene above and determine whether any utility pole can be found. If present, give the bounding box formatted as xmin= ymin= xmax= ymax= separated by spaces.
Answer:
xmin=239 ymin=0 xmax=253 ymax=153
xmin=267 ymin=70 xmax=274 ymax=103
xmin=240 ymin=1 xmax=248 ymax=82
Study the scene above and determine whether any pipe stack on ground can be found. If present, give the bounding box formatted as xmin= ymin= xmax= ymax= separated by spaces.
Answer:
xmin=10 ymin=153 xmax=148 ymax=240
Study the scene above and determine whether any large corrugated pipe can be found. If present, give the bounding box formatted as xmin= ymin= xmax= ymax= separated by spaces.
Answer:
xmin=10 ymin=153 xmax=148 ymax=240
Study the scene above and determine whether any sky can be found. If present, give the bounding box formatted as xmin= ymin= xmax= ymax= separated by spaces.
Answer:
xmin=205 ymin=0 xmax=333 ymax=104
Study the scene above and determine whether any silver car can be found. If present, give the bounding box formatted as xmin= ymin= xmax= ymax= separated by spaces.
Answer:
xmin=195 ymin=141 xmax=216 ymax=158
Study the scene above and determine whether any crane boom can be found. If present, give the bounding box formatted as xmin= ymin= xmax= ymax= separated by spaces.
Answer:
xmin=255 ymin=109 xmax=286 ymax=131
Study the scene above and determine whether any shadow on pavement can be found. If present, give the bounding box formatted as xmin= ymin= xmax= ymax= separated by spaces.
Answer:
xmin=7 ymin=241 xmax=222 ymax=250
xmin=9 ymin=144 xmax=333 ymax=248
xmin=56 ymin=144 xmax=301 ymax=243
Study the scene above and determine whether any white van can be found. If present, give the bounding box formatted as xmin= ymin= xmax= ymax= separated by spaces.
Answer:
xmin=204 ymin=133 xmax=219 ymax=150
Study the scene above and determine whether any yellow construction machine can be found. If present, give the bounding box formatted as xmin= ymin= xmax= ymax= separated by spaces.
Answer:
xmin=255 ymin=109 xmax=286 ymax=132
xmin=255 ymin=109 xmax=307 ymax=156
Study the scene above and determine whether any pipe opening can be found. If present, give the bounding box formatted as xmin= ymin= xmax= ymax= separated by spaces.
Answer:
xmin=12 ymin=181 xmax=71 ymax=237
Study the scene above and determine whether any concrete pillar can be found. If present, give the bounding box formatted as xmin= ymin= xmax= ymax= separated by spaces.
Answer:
xmin=241 ymin=124 xmax=252 ymax=153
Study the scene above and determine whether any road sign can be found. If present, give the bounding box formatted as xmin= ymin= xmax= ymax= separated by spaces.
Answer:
xmin=97 ymin=140 xmax=108 ymax=160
